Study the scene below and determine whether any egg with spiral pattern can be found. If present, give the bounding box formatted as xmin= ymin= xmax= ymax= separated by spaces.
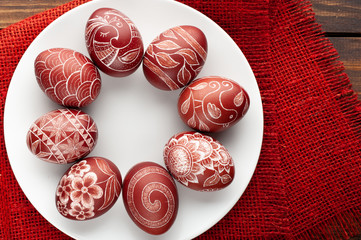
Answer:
xmin=122 ymin=162 xmax=179 ymax=235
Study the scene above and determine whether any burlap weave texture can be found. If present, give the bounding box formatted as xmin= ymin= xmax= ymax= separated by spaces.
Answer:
xmin=1 ymin=0 xmax=361 ymax=239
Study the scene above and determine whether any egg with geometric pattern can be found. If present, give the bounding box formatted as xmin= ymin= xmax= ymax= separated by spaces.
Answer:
xmin=26 ymin=108 xmax=98 ymax=164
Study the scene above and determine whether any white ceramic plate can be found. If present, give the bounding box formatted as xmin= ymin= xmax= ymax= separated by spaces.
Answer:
xmin=4 ymin=0 xmax=263 ymax=239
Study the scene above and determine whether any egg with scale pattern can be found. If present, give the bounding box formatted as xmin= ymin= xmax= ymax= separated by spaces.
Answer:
xmin=34 ymin=48 xmax=101 ymax=107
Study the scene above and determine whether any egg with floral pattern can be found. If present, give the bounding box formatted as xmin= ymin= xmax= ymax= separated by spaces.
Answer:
xmin=122 ymin=161 xmax=179 ymax=235
xmin=178 ymin=76 xmax=250 ymax=132
xmin=26 ymin=108 xmax=98 ymax=164
xmin=85 ymin=8 xmax=144 ymax=77
xmin=56 ymin=157 xmax=122 ymax=221
xmin=164 ymin=131 xmax=234 ymax=191
xmin=35 ymin=48 xmax=101 ymax=107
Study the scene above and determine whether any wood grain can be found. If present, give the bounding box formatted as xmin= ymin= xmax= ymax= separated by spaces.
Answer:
xmin=329 ymin=37 xmax=361 ymax=97
xmin=0 ymin=0 xmax=71 ymax=28
xmin=311 ymin=0 xmax=361 ymax=33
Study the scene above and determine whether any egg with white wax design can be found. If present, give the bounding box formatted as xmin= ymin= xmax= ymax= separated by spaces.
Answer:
xmin=178 ymin=76 xmax=250 ymax=132
xmin=122 ymin=161 xmax=179 ymax=235
xmin=85 ymin=8 xmax=144 ymax=77
xmin=55 ymin=157 xmax=122 ymax=221
xmin=34 ymin=48 xmax=101 ymax=107
xmin=26 ymin=108 xmax=98 ymax=164
xmin=164 ymin=131 xmax=235 ymax=191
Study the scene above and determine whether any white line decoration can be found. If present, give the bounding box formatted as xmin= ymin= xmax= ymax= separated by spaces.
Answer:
xmin=56 ymin=157 xmax=122 ymax=220
xmin=164 ymin=131 xmax=235 ymax=191
xmin=178 ymin=76 xmax=250 ymax=132
xmin=35 ymin=48 xmax=101 ymax=108
xmin=26 ymin=109 xmax=98 ymax=164
xmin=85 ymin=8 xmax=144 ymax=77
xmin=143 ymin=25 xmax=207 ymax=90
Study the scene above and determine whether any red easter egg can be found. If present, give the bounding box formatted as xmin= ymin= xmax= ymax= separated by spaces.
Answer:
xmin=164 ymin=131 xmax=234 ymax=191
xmin=178 ymin=76 xmax=250 ymax=132
xmin=122 ymin=162 xmax=178 ymax=235
xmin=34 ymin=48 xmax=101 ymax=107
xmin=55 ymin=157 xmax=122 ymax=220
xmin=143 ymin=25 xmax=207 ymax=90
xmin=85 ymin=8 xmax=144 ymax=77
xmin=26 ymin=108 xmax=98 ymax=164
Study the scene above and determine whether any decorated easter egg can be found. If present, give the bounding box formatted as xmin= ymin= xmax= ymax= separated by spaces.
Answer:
xmin=178 ymin=76 xmax=250 ymax=132
xmin=122 ymin=162 xmax=178 ymax=235
xmin=143 ymin=25 xmax=207 ymax=90
xmin=26 ymin=108 xmax=98 ymax=164
xmin=56 ymin=157 xmax=122 ymax=220
xmin=34 ymin=48 xmax=101 ymax=107
xmin=164 ymin=131 xmax=234 ymax=191
xmin=85 ymin=8 xmax=144 ymax=77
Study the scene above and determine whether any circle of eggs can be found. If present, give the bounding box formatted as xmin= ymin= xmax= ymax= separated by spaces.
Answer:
xmin=26 ymin=5 xmax=251 ymax=235
xmin=55 ymin=156 xmax=122 ymax=220
xmin=34 ymin=48 xmax=101 ymax=107
xmin=122 ymin=161 xmax=179 ymax=235
xmin=143 ymin=25 xmax=207 ymax=90
xmin=178 ymin=76 xmax=250 ymax=132
xmin=164 ymin=131 xmax=235 ymax=191
xmin=26 ymin=108 xmax=98 ymax=164
xmin=85 ymin=8 xmax=144 ymax=77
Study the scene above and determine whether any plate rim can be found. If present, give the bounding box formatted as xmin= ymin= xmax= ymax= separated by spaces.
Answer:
xmin=3 ymin=0 xmax=264 ymax=239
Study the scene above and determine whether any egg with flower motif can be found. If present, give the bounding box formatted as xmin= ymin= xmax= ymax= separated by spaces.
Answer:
xmin=164 ymin=131 xmax=234 ymax=191
xmin=178 ymin=76 xmax=250 ymax=132
xmin=122 ymin=161 xmax=178 ymax=235
xmin=26 ymin=108 xmax=98 ymax=164
xmin=85 ymin=8 xmax=144 ymax=77
xmin=143 ymin=25 xmax=207 ymax=90
xmin=56 ymin=157 xmax=122 ymax=220
xmin=35 ymin=48 xmax=101 ymax=107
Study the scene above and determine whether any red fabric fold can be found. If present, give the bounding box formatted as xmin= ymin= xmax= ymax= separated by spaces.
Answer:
xmin=1 ymin=0 xmax=361 ymax=239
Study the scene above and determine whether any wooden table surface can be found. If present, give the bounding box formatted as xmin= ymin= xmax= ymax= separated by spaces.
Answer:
xmin=0 ymin=0 xmax=360 ymax=99
xmin=0 ymin=0 xmax=360 ymax=239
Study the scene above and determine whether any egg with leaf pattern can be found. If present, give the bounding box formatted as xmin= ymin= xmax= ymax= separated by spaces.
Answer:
xmin=178 ymin=76 xmax=250 ymax=132
xmin=143 ymin=25 xmax=207 ymax=90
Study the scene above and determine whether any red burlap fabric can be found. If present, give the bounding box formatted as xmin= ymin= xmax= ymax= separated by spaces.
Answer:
xmin=1 ymin=0 xmax=361 ymax=239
